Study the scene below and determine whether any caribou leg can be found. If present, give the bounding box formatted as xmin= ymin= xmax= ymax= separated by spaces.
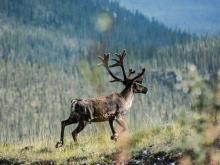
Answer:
xmin=72 ymin=120 xmax=86 ymax=142
xmin=109 ymin=118 xmax=118 ymax=141
xmin=56 ymin=117 xmax=77 ymax=148
xmin=115 ymin=117 xmax=127 ymax=134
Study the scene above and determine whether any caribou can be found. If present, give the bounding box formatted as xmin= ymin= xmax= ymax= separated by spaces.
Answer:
xmin=56 ymin=50 xmax=147 ymax=148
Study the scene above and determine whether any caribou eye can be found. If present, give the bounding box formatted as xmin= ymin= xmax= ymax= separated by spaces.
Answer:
xmin=137 ymin=81 xmax=142 ymax=84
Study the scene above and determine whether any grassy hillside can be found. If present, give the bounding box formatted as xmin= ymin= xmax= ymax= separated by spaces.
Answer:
xmin=0 ymin=123 xmax=187 ymax=164
xmin=1 ymin=37 xmax=220 ymax=142
xmin=0 ymin=57 xmax=185 ymax=143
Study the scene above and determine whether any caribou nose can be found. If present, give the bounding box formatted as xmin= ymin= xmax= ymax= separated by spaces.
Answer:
xmin=143 ymin=87 xmax=148 ymax=94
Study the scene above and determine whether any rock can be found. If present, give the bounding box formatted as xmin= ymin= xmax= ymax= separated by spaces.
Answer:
xmin=30 ymin=160 xmax=56 ymax=165
xmin=20 ymin=145 xmax=34 ymax=152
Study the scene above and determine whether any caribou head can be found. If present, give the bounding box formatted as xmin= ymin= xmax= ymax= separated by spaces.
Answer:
xmin=98 ymin=49 xmax=147 ymax=95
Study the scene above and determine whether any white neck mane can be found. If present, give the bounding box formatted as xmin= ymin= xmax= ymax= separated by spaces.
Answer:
xmin=124 ymin=89 xmax=134 ymax=110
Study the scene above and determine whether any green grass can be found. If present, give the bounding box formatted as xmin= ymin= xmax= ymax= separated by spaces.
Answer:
xmin=0 ymin=123 xmax=187 ymax=164
xmin=1 ymin=112 xmax=219 ymax=164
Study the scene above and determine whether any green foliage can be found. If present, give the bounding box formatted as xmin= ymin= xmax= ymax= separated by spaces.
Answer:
xmin=148 ymin=38 xmax=220 ymax=73
xmin=0 ymin=0 xmax=192 ymax=66
xmin=78 ymin=60 xmax=106 ymax=94
xmin=0 ymin=57 xmax=187 ymax=142
xmin=176 ymin=67 xmax=220 ymax=164
xmin=177 ymin=64 xmax=220 ymax=115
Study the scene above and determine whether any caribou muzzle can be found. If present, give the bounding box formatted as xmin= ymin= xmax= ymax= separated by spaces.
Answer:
xmin=133 ymin=82 xmax=148 ymax=94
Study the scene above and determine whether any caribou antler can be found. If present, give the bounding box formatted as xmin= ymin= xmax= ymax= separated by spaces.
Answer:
xmin=98 ymin=53 xmax=123 ymax=82
xmin=128 ymin=68 xmax=135 ymax=78
xmin=109 ymin=49 xmax=127 ymax=80
xmin=98 ymin=50 xmax=146 ymax=84
xmin=130 ymin=68 xmax=145 ymax=82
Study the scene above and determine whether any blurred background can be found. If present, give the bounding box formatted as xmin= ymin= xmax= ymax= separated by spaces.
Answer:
xmin=118 ymin=0 xmax=220 ymax=35
xmin=0 ymin=0 xmax=219 ymax=145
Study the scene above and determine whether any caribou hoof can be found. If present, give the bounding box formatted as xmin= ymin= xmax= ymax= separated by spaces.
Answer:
xmin=55 ymin=141 xmax=63 ymax=148
xmin=72 ymin=133 xmax=78 ymax=142
xmin=111 ymin=133 xmax=119 ymax=141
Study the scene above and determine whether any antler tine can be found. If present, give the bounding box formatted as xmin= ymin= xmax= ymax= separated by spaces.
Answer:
xmin=98 ymin=53 xmax=123 ymax=83
xmin=128 ymin=68 xmax=135 ymax=77
xmin=131 ymin=68 xmax=146 ymax=82
xmin=98 ymin=53 xmax=109 ymax=67
xmin=109 ymin=50 xmax=127 ymax=80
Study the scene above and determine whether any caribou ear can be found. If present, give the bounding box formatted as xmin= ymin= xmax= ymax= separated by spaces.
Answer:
xmin=71 ymin=99 xmax=76 ymax=104
xmin=134 ymin=74 xmax=144 ymax=84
